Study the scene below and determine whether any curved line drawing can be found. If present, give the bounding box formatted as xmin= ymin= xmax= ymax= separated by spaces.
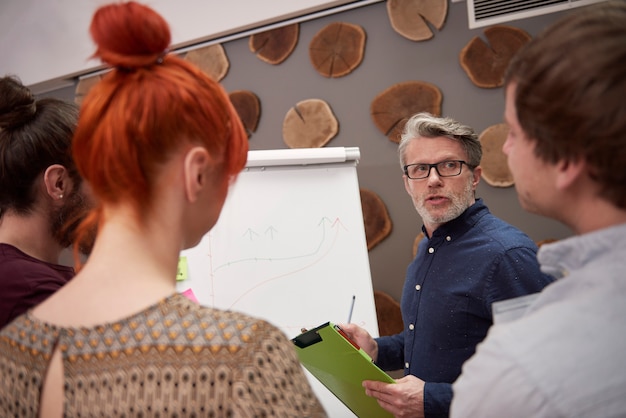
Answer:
xmin=212 ymin=217 xmax=347 ymax=272
xmin=210 ymin=217 xmax=348 ymax=310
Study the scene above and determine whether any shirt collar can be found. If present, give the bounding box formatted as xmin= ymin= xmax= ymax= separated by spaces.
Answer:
xmin=537 ymin=222 xmax=626 ymax=279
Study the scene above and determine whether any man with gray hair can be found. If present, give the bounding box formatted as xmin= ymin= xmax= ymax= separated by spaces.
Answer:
xmin=341 ymin=112 xmax=553 ymax=417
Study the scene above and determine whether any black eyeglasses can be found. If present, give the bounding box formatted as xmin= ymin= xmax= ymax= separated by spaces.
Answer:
xmin=403 ymin=160 xmax=472 ymax=179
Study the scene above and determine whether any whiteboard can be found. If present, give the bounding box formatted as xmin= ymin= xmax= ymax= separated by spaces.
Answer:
xmin=176 ymin=147 xmax=379 ymax=417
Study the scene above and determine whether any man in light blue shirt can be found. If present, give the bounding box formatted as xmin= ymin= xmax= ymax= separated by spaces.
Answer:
xmin=451 ymin=2 xmax=626 ymax=417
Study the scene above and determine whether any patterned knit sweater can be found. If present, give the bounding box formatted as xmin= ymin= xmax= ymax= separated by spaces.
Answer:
xmin=0 ymin=293 xmax=326 ymax=417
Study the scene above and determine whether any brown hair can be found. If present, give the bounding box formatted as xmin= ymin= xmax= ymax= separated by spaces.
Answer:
xmin=0 ymin=75 xmax=79 ymax=217
xmin=505 ymin=0 xmax=626 ymax=208
xmin=72 ymin=1 xmax=248 ymax=248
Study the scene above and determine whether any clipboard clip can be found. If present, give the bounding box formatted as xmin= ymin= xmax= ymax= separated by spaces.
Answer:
xmin=292 ymin=322 xmax=328 ymax=348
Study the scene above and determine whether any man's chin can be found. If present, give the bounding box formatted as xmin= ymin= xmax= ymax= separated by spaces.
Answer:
xmin=418 ymin=206 xmax=448 ymax=222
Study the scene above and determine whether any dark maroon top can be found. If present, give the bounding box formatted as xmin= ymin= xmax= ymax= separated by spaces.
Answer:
xmin=0 ymin=243 xmax=74 ymax=329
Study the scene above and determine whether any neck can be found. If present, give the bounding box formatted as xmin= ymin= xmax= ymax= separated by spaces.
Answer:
xmin=81 ymin=204 xmax=182 ymax=292
xmin=565 ymin=198 xmax=626 ymax=235
xmin=549 ymin=175 xmax=626 ymax=235
xmin=0 ymin=211 xmax=63 ymax=264
xmin=34 ymin=202 xmax=185 ymax=326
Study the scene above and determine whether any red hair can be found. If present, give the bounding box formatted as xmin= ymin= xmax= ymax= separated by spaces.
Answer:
xmin=72 ymin=1 xmax=248 ymax=255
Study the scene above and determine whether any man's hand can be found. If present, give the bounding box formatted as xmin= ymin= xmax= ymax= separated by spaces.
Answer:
xmin=363 ymin=374 xmax=425 ymax=418
xmin=337 ymin=323 xmax=378 ymax=361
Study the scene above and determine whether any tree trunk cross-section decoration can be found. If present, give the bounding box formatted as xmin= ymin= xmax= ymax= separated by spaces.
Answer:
xmin=184 ymin=44 xmax=230 ymax=82
xmin=309 ymin=22 xmax=366 ymax=78
xmin=386 ymin=0 xmax=448 ymax=42
xmin=371 ymin=81 xmax=442 ymax=143
xmin=249 ymin=23 xmax=299 ymax=65
xmin=479 ymin=123 xmax=514 ymax=187
xmin=229 ymin=90 xmax=261 ymax=139
xmin=282 ymin=98 xmax=338 ymax=148
xmin=460 ymin=25 xmax=531 ymax=89
xmin=360 ymin=188 xmax=393 ymax=251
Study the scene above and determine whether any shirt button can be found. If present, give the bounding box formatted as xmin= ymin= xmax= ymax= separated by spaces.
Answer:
xmin=446 ymin=236 xmax=451 ymax=241
xmin=415 ymin=284 xmax=421 ymax=291
xmin=428 ymin=247 xmax=435 ymax=254
xmin=408 ymin=324 xmax=414 ymax=330
xmin=405 ymin=362 xmax=410 ymax=369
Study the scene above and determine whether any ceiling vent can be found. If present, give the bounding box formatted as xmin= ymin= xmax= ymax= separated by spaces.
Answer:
xmin=467 ymin=0 xmax=608 ymax=28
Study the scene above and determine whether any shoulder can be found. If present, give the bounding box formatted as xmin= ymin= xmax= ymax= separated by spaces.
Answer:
xmin=0 ymin=244 xmax=74 ymax=285
xmin=454 ymin=294 xmax=626 ymax=417
xmin=0 ymin=314 xmax=58 ymax=357
xmin=163 ymin=295 xmax=293 ymax=350
xmin=473 ymin=212 xmax=537 ymax=252
xmin=0 ymin=256 xmax=71 ymax=326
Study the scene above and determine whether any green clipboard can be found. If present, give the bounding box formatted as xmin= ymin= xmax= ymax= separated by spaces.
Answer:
xmin=292 ymin=322 xmax=395 ymax=418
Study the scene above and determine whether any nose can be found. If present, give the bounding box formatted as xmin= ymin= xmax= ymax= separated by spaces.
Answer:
xmin=426 ymin=166 xmax=443 ymax=184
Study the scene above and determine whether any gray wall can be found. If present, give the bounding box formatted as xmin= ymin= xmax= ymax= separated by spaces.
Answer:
xmin=47 ymin=1 xmax=573 ymax=302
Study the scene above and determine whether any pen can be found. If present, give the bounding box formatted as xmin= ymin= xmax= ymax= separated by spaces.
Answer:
xmin=347 ymin=295 xmax=356 ymax=323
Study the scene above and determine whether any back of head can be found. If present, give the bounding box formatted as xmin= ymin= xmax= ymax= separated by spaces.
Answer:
xmin=72 ymin=1 xmax=248 ymax=241
xmin=0 ymin=75 xmax=79 ymax=217
xmin=398 ymin=112 xmax=482 ymax=168
xmin=506 ymin=0 xmax=626 ymax=209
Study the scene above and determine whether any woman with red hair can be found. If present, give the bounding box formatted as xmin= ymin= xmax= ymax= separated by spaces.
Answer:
xmin=0 ymin=2 xmax=325 ymax=416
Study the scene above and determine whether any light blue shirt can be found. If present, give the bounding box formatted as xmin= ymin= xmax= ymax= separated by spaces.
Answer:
xmin=451 ymin=223 xmax=626 ymax=418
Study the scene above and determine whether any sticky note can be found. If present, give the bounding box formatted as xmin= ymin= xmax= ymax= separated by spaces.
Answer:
xmin=181 ymin=287 xmax=199 ymax=303
xmin=177 ymin=256 xmax=189 ymax=281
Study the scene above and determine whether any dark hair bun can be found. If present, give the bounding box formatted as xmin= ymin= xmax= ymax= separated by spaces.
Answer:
xmin=0 ymin=76 xmax=36 ymax=130
xmin=90 ymin=1 xmax=171 ymax=70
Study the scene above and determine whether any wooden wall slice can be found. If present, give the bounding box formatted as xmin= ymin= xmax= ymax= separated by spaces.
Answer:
xmin=282 ymin=98 xmax=338 ymax=148
xmin=309 ymin=22 xmax=366 ymax=78
xmin=479 ymin=123 xmax=514 ymax=187
xmin=412 ymin=231 xmax=425 ymax=258
xmin=184 ymin=44 xmax=229 ymax=82
xmin=387 ymin=0 xmax=448 ymax=41
xmin=374 ymin=290 xmax=403 ymax=336
xmin=360 ymin=188 xmax=392 ymax=251
xmin=229 ymin=90 xmax=261 ymax=138
xmin=249 ymin=23 xmax=299 ymax=65
xmin=371 ymin=81 xmax=442 ymax=143
xmin=460 ymin=25 xmax=531 ymax=88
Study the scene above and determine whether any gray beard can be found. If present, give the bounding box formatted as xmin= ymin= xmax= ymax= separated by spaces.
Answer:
xmin=416 ymin=177 xmax=475 ymax=227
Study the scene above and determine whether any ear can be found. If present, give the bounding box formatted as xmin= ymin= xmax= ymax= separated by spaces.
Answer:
xmin=43 ymin=164 xmax=69 ymax=200
xmin=471 ymin=165 xmax=482 ymax=189
xmin=183 ymin=147 xmax=211 ymax=203
xmin=403 ymin=174 xmax=412 ymax=196
xmin=554 ymin=158 xmax=585 ymax=191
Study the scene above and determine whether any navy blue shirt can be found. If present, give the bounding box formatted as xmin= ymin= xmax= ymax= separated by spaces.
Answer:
xmin=375 ymin=199 xmax=554 ymax=417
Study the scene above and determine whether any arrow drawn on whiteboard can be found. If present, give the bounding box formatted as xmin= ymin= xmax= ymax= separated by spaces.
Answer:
xmin=242 ymin=228 xmax=260 ymax=240
xmin=213 ymin=217 xmax=348 ymax=310
xmin=213 ymin=217 xmax=347 ymax=272
xmin=265 ymin=226 xmax=278 ymax=239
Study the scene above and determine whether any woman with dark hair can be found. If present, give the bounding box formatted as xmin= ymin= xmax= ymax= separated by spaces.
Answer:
xmin=0 ymin=2 xmax=325 ymax=416
xmin=0 ymin=75 xmax=91 ymax=328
